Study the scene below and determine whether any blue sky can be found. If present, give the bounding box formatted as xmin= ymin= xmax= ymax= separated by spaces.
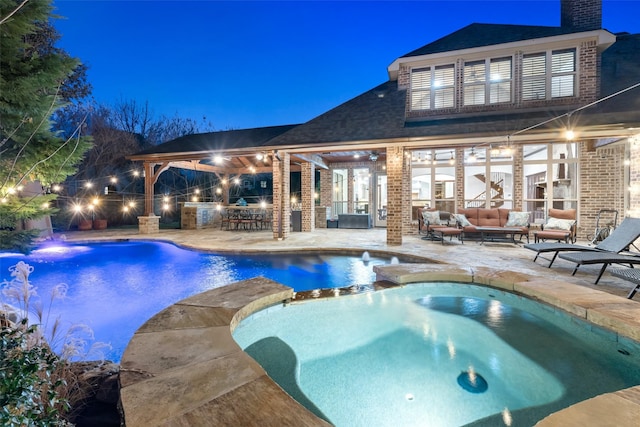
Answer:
xmin=53 ymin=0 xmax=640 ymax=130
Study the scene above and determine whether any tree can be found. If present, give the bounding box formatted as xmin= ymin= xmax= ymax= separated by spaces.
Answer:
xmin=0 ymin=0 xmax=92 ymax=252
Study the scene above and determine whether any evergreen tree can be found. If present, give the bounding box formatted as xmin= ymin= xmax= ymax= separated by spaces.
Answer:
xmin=0 ymin=0 xmax=92 ymax=252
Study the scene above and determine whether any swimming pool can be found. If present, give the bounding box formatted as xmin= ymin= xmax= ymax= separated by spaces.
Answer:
xmin=233 ymin=282 xmax=640 ymax=427
xmin=0 ymin=240 xmax=393 ymax=362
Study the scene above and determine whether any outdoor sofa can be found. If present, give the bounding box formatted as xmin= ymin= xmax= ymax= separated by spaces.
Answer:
xmin=454 ymin=208 xmax=530 ymax=242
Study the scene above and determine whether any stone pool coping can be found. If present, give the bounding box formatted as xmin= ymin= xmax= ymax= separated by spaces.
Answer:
xmin=119 ymin=264 xmax=640 ymax=426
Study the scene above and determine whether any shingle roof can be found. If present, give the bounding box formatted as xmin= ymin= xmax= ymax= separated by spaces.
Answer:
xmin=133 ymin=30 xmax=639 ymax=159
xmin=132 ymin=124 xmax=298 ymax=156
xmin=401 ymin=23 xmax=577 ymax=57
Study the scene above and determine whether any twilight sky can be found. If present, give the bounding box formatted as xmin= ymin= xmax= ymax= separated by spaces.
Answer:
xmin=53 ymin=0 xmax=640 ymax=130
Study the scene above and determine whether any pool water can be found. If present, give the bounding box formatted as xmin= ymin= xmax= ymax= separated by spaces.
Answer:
xmin=233 ymin=283 xmax=640 ymax=427
xmin=0 ymin=240 xmax=391 ymax=362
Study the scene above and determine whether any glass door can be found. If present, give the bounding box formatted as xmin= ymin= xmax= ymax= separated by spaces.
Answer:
xmin=374 ymin=174 xmax=387 ymax=227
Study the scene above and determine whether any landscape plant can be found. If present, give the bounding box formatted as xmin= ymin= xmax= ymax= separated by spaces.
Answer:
xmin=1 ymin=260 xmax=110 ymax=425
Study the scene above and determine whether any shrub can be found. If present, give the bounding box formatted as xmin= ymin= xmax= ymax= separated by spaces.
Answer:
xmin=0 ymin=320 xmax=72 ymax=426
xmin=1 ymin=261 xmax=112 ymax=425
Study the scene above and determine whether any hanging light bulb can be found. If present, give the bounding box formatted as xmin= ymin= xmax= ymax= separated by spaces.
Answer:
xmin=467 ymin=148 xmax=477 ymax=163
xmin=448 ymin=151 xmax=455 ymax=165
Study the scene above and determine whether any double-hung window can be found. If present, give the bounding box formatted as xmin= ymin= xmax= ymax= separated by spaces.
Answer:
xmin=522 ymin=49 xmax=576 ymax=100
xmin=463 ymin=57 xmax=512 ymax=106
xmin=410 ymin=64 xmax=455 ymax=110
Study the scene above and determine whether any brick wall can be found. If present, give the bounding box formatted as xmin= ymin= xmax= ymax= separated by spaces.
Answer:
xmin=578 ymin=141 xmax=625 ymax=239
xmin=561 ymin=0 xmax=602 ymax=31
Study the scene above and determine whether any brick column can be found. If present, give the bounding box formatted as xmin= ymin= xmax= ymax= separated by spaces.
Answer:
xmin=301 ymin=162 xmax=315 ymax=232
xmin=272 ymin=151 xmax=291 ymax=240
xmin=347 ymin=167 xmax=354 ymax=213
xmin=513 ymin=145 xmax=524 ymax=210
xmin=401 ymin=151 xmax=413 ymax=234
xmin=386 ymin=146 xmax=404 ymax=245
xmin=319 ymin=168 xmax=333 ymax=218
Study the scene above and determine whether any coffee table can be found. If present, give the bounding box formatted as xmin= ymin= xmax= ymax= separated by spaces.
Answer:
xmin=476 ymin=226 xmax=527 ymax=245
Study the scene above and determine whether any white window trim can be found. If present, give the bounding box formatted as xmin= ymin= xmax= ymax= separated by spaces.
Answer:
xmin=522 ymin=48 xmax=577 ymax=101
xmin=410 ymin=64 xmax=455 ymax=111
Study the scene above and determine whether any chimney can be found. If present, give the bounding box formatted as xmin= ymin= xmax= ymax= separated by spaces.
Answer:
xmin=561 ymin=0 xmax=602 ymax=31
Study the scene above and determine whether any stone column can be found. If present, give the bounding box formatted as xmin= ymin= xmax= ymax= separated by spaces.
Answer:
xmin=301 ymin=162 xmax=315 ymax=232
xmin=138 ymin=215 xmax=160 ymax=234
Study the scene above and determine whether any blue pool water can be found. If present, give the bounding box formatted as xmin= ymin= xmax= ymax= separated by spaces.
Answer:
xmin=0 ymin=240 xmax=391 ymax=362
xmin=233 ymin=283 xmax=640 ymax=427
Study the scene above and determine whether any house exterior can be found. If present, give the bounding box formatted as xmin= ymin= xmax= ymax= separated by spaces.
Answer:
xmin=130 ymin=0 xmax=640 ymax=245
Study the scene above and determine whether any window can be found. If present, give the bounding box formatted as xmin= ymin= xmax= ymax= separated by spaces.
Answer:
xmin=464 ymin=57 xmax=512 ymax=106
xmin=523 ymin=49 xmax=576 ymax=101
xmin=464 ymin=61 xmax=485 ymax=105
xmin=410 ymin=65 xmax=455 ymax=110
xmin=489 ymin=57 xmax=512 ymax=103
xmin=523 ymin=143 xmax=578 ymax=224
xmin=411 ymin=149 xmax=456 ymax=214
xmin=463 ymin=148 xmax=514 ymax=209
xmin=551 ymin=49 xmax=576 ymax=98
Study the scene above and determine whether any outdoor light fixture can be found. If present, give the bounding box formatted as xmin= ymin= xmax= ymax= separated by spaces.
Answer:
xmin=213 ymin=155 xmax=224 ymax=164
xmin=256 ymin=153 xmax=264 ymax=160
xmin=467 ymin=148 xmax=477 ymax=163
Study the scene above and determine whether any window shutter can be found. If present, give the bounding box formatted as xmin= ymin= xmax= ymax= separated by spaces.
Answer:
xmin=522 ymin=53 xmax=546 ymax=100
xmin=434 ymin=65 xmax=455 ymax=108
xmin=489 ymin=57 xmax=512 ymax=103
xmin=551 ymin=49 xmax=575 ymax=97
xmin=464 ymin=61 xmax=486 ymax=105
xmin=411 ymin=67 xmax=431 ymax=110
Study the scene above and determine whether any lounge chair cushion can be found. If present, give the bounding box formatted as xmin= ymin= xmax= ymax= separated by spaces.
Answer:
xmin=505 ymin=211 xmax=530 ymax=227
xmin=454 ymin=214 xmax=472 ymax=227
xmin=422 ymin=210 xmax=443 ymax=225
xmin=545 ymin=217 xmax=575 ymax=231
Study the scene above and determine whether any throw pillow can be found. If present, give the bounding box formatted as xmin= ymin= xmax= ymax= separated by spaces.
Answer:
xmin=505 ymin=211 xmax=530 ymax=227
xmin=422 ymin=210 xmax=442 ymax=225
xmin=454 ymin=213 xmax=472 ymax=227
xmin=545 ymin=217 xmax=575 ymax=231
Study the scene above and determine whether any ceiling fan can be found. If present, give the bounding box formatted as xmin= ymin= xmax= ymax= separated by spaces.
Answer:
xmin=369 ymin=151 xmax=379 ymax=162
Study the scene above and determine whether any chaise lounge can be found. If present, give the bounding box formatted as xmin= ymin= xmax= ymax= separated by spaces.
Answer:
xmin=558 ymin=250 xmax=640 ymax=284
xmin=523 ymin=217 xmax=640 ymax=269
